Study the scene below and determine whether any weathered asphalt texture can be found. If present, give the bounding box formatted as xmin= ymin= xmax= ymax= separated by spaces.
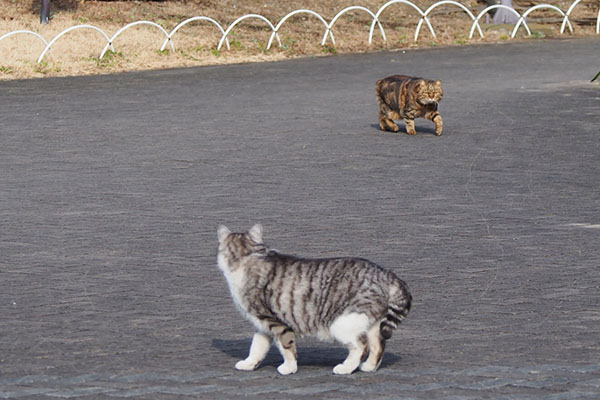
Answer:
xmin=2 ymin=38 xmax=600 ymax=399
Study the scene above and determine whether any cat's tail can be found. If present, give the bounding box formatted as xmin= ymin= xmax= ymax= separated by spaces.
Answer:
xmin=380 ymin=278 xmax=412 ymax=340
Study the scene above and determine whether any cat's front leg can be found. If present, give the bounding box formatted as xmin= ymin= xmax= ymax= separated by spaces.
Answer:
xmin=404 ymin=118 xmax=417 ymax=135
xmin=427 ymin=111 xmax=443 ymax=136
xmin=235 ymin=332 xmax=271 ymax=371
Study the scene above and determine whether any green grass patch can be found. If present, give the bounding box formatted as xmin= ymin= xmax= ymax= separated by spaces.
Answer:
xmin=531 ymin=31 xmax=546 ymax=39
xmin=87 ymin=50 xmax=125 ymax=68
xmin=34 ymin=60 xmax=60 ymax=74
xmin=321 ymin=44 xmax=337 ymax=54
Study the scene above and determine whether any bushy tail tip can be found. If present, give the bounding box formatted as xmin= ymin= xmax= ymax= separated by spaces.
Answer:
xmin=380 ymin=290 xmax=412 ymax=339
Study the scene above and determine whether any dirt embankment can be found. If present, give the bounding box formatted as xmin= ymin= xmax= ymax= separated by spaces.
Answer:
xmin=1 ymin=0 xmax=598 ymax=79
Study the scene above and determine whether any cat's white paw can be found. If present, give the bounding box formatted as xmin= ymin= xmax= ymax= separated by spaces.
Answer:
xmin=277 ymin=362 xmax=297 ymax=375
xmin=235 ymin=359 xmax=258 ymax=371
xmin=333 ymin=363 xmax=357 ymax=375
xmin=359 ymin=362 xmax=378 ymax=372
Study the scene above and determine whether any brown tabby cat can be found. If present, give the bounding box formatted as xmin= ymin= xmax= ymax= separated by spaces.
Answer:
xmin=217 ymin=224 xmax=412 ymax=375
xmin=376 ymin=75 xmax=443 ymax=135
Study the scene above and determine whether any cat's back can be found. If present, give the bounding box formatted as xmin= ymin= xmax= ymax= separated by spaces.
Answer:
xmin=265 ymin=251 xmax=374 ymax=271
xmin=376 ymin=75 xmax=422 ymax=91
xmin=259 ymin=252 xmax=394 ymax=334
xmin=378 ymin=74 xmax=413 ymax=84
xmin=376 ymin=75 xmax=424 ymax=112
xmin=263 ymin=251 xmax=391 ymax=291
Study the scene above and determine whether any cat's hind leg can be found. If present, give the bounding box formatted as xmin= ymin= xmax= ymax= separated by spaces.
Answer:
xmin=330 ymin=313 xmax=370 ymax=375
xmin=379 ymin=111 xmax=400 ymax=132
xmin=235 ymin=332 xmax=271 ymax=371
xmin=272 ymin=326 xmax=298 ymax=375
xmin=359 ymin=323 xmax=386 ymax=372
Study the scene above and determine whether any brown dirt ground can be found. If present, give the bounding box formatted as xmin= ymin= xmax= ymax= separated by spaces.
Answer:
xmin=1 ymin=0 xmax=598 ymax=80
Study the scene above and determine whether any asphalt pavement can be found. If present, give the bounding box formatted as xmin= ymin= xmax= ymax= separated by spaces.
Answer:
xmin=1 ymin=38 xmax=600 ymax=399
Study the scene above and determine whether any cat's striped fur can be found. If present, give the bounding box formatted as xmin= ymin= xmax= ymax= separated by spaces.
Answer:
xmin=217 ymin=224 xmax=412 ymax=375
xmin=376 ymin=75 xmax=443 ymax=135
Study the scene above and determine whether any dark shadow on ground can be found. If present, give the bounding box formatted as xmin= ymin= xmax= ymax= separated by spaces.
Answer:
xmin=369 ymin=123 xmax=438 ymax=136
xmin=212 ymin=338 xmax=402 ymax=369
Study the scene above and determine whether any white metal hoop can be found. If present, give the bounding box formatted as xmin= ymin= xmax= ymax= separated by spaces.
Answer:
xmin=267 ymin=9 xmax=332 ymax=50
xmin=0 ymin=30 xmax=52 ymax=60
xmin=511 ymin=5 xmax=572 ymax=38
xmin=162 ymin=16 xmax=230 ymax=51
xmin=218 ymin=14 xmax=281 ymax=51
xmin=326 ymin=6 xmax=386 ymax=46
xmin=0 ymin=30 xmax=49 ymax=46
xmin=561 ymin=0 xmax=581 ymax=34
xmin=415 ymin=1 xmax=482 ymax=41
xmin=101 ymin=21 xmax=173 ymax=59
xmin=369 ymin=0 xmax=435 ymax=43
xmin=37 ymin=25 xmax=112 ymax=63
xmin=0 ymin=0 xmax=595 ymax=64
xmin=469 ymin=5 xmax=529 ymax=39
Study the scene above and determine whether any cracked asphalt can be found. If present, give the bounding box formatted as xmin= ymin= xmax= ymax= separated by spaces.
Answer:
xmin=1 ymin=38 xmax=600 ymax=399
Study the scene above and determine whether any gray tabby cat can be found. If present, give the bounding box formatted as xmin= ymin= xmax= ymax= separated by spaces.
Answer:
xmin=217 ymin=224 xmax=412 ymax=375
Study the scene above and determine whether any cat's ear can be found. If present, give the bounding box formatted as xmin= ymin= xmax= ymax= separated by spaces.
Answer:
xmin=217 ymin=225 xmax=231 ymax=242
xmin=434 ymin=79 xmax=442 ymax=87
xmin=248 ymin=224 xmax=263 ymax=243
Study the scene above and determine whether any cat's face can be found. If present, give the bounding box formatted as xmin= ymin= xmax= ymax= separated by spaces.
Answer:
xmin=217 ymin=224 xmax=264 ymax=263
xmin=416 ymin=79 xmax=443 ymax=110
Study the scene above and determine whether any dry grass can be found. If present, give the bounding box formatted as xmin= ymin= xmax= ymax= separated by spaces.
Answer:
xmin=1 ymin=0 xmax=598 ymax=79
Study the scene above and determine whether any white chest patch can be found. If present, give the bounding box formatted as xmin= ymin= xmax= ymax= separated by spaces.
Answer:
xmin=218 ymin=254 xmax=244 ymax=299
xmin=217 ymin=253 xmax=256 ymax=322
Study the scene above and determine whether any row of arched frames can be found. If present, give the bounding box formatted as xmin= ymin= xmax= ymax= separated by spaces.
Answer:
xmin=1 ymin=0 xmax=598 ymax=64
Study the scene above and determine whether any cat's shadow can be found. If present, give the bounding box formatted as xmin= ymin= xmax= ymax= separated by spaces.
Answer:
xmin=369 ymin=123 xmax=438 ymax=136
xmin=212 ymin=338 xmax=402 ymax=369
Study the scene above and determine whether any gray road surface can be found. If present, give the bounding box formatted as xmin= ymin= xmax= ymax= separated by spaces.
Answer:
xmin=1 ymin=38 xmax=600 ymax=399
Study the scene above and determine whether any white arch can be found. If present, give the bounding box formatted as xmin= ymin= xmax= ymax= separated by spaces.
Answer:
xmin=162 ymin=16 xmax=230 ymax=51
xmin=218 ymin=14 xmax=281 ymax=51
xmin=326 ymin=6 xmax=386 ymax=45
xmin=561 ymin=0 xmax=581 ymax=34
xmin=469 ymin=5 xmax=530 ymax=39
xmin=416 ymin=1 xmax=482 ymax=41
xmin=4 ymin=1 xmax=596 ymax=64
xmin=101 ymin=21 xmax=174 ymax=58
xmin=511 ymin=5 xmax=573 ymax=38
xmin=37 ymin=24 xmax=112 ymax=63
xmin=267 ymin=9 xmax=332 ymax=50
xmin=370 ymin=0 xmax=435 ymax=43
xmin=0 ymin=30 xmax=49 ymax=47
